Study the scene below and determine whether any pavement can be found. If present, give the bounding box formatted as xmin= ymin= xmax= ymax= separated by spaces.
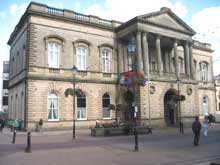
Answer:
xmin=0 ymin=124 xmax=220 ymax=165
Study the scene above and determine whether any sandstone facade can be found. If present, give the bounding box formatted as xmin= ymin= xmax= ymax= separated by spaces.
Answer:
xmin=8 ymin=2 xmax=216 ymax=130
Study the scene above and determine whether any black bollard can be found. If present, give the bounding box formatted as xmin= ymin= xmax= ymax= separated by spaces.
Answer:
xmin=12 ymin=130 xmax=16 ymax=144
xmin=134 ymin=126 xmax=139 ymax=152
xmin=180 ymin=122 xmax=184 ymax=134
xmin=25 ymin=132 xmax=31 ymax=153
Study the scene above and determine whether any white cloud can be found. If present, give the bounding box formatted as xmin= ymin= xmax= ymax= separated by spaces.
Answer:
xmin=74 ymin=1 xmax=81 ymax=11
xmin=84 ymin=0 xmax=187 ymax=22
xmin=192 ymin=6 xmax=220 ymax=75
xmin=9 ymin=3 xmax=28 ymax=17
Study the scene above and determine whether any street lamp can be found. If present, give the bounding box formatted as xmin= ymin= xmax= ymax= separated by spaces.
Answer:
xmin=72 ymin=65 xmax=78 ymax=139
xmin=176 ymin=77 xmax=184 ymax=133
xmin=127 ymin=39 xmax=139 ymax=152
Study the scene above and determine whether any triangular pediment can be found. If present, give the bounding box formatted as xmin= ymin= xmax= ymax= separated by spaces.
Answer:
xmin=138 ymin=8 xmax=195 ymax=35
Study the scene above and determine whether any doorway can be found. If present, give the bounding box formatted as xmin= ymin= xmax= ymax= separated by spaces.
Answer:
xmin=164 ymin=88 xmax=179 ymax=126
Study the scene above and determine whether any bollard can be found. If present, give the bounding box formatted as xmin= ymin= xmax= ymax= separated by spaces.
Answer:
xmin=25 ymin=132 xmax=31 ymax=153
xmin=12 ymin=130 xmax=16 ymax=144
xmin=134 ymin=126 xmax=139 ymax=152
xmin=180 ymin=122 xmax=184 ymax=134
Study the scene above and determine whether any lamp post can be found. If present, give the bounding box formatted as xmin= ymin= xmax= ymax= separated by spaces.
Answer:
xmin=127 ymin=40 xmax=139 ymax=152
xmin=72 ymin=65 xmax=78 ymax=139
xmin=176 ymin=77 xmax=184 ymax=133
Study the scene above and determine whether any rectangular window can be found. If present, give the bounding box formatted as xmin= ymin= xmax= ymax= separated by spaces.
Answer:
xmin=201 ymin=63 xmax=207 ymax=81
xmin=48 ymin=94 xmax=59 ymax=120
xmin=151 ymin=61 xmax=156 ymax=71
xmin=103 ymin=95 xmax=110 ymax=119
xmin=77 ymin=95 xmax=86 ymax=120
xmin=3 ymin=80 xmax=9 ymax=89
xmin=2 ymin=96 xmax=8 ymax=106
xmin=102 ymin=50 xmax=111 ymax=72
xmin=77 ymin=47 xmax=87 ymax=70
xmin=48 ymin=43 xmax=60 ymax=68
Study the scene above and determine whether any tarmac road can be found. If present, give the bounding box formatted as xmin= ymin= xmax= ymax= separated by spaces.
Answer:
xmin=0 ymin=124 xmax=220 ymax=165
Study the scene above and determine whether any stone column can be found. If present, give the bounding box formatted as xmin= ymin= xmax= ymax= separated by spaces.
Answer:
xmin=136 ymin=31 xmax=143 ymax=72
xmin=173 ymin=40 xmax=178 ymax=77
xmin=164 ymin=51 xmax=169 ymax=73
xmin=118 ymin=40 xmax=124 ymax=73
xmin=184 ymin=41 xmax=190 ymax=78
xmin=156 ymin=35 xmax=162 ymax=75
xmin=123 ymin=44 xmax=128 ymax=72
xmin=142 ymin=32 xmax=149 ymax=75
xmin=189 ymin=42 xmax=194 ymax=79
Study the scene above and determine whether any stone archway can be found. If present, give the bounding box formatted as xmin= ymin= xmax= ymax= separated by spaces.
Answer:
xmin=164 ymin=88 xmax=179 ymax=126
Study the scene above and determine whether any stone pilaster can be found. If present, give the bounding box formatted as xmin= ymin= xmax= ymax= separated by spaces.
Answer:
xmin=189 ymin=42 xmax=194 ymax=79
xmin=156 ymin=35 xmax=162 ymax=75
xmin=173 ymin=40 xmax=178 ymax=77
xmin=184 ymin=41 xmax=190 ymax=78
xmin=142 ymin=32 xmax=149 ymax=75
xmin=136 ymin=31 xmax=143 ymax=72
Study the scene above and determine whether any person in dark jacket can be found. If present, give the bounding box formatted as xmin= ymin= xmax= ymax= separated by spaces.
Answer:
xmin=192 ymin=116 xmax=202 ymax=146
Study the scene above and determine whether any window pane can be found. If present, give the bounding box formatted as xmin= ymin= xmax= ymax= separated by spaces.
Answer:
xmin=48 ymin=93 xmax=58 ymax=120
xmin=77 ymin=47 xmax=87 ymax=70
xmin=48 ymin=43 xmax=59 ymax=68
xmin=103 ymin=107 xmax=110 ymax=118
xmin=77 ymin=96 xmax=86 ymax=107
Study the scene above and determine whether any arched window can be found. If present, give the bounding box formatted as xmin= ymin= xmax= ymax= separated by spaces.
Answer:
xmin=77 ymin=93 xmax=86 ymax=120
xmin=103 ymin=93 xmax=110 ymax=119
xmin=200 ymin=62 xmax=207 ymax=81
xmin=48 ymin=42 xmax=60 ymax=68
xmin=48 ymin=93 xmax=59 ymax=120
xmin=76 ymin=47 xmax=87 ymax=70
xmin=203 ymin=96 xmax=208 ymax=116
xmin=102 ymin=49 xmax=111 ymax=72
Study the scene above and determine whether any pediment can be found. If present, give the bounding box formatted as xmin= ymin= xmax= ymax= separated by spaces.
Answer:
xmin=139 ymin=8 xmax=195 ymax=35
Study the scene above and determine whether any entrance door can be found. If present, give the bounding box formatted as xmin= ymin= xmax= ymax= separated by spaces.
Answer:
xmin=164 ymin=89 xmax=179 ymax=126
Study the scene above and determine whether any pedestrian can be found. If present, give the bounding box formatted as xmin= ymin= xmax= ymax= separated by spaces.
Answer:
xmin=192 ymin=116 xmax=201 ymax=146
xmin=38 ymin=119 xmax=43 ymax=132
xmin=0 ymin=118 xmax=5 ymax=132
xmin=12 ymin=119 xmax=19 ymax=131
xmin=203 ymin=116 xmax=209 ymax=136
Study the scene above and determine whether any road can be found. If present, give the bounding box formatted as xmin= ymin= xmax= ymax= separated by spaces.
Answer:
xmin=0 ymin=124 xmax=220 ymax=165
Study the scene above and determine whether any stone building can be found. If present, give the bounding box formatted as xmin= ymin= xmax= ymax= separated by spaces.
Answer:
xmin=7 ymin=2 xmax=215 ymax=131
xmin=2 ymin=61 xmax=9 ymax=113
xmin=214 ymin=75 xmax=220 ymax=121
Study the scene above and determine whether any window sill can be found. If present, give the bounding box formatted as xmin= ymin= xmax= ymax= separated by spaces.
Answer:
xmin=48 ymin=119 xmax=59 ymax=121
xmin=49 ymin=68 xmax=60 ymax=73
xmin=103 ymin=118 xmax=111 ymax=120
xmin=77 ymin=118 xmax=87 ymax=121
xmin=102 ymin=73 xmax=112 ymax=78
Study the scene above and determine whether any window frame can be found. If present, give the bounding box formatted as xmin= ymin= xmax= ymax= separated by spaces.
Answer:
xmin=76 ymin=94 xmax=87 ymax=120
xmin=202 ymin=96 xmax=209 ymax=116
xmin=47 ymin=92 xmax=59 ymax=121
xmin=102 ymin=93 xmax=111 ymax=119
xmin=76 ymin=46 xmax=87 ymax=71
xmin=200 ymin=62 xmax=208 ymax=81
xmin=102 ymin=49 xmax=111 ymax=73
xmin=48 ymin=42 xmax=60 ymax=69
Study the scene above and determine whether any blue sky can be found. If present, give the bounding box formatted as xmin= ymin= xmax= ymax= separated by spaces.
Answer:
xmin=0 ymin=0 xmax=220 ymax=76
